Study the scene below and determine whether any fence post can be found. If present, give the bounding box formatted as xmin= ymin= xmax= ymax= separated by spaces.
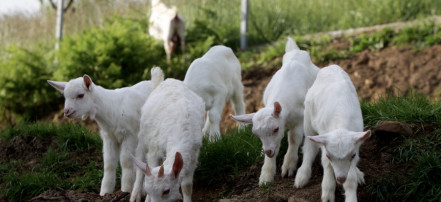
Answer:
xmin=240 ymin=0 xmax=248 ymax=50
xmin=55 ymin=0 xmax=65 ymax=50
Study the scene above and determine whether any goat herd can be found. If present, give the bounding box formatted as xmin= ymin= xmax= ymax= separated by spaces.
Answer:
xmin=46 ymin=1 xmax=371 ymax=202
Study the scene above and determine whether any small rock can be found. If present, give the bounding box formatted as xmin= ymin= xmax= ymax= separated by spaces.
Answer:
xmin=374 ymin=121 xmax=413 ymax=137
xmin=364 ymin=79 xmax=374 ymax=88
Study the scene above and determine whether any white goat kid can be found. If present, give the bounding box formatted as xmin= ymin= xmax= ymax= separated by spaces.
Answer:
xmin=131 ymin=68 xmax=205 ymax=202
xmin=294 ymin=65 xmax=370 ymax=202
xmin=184 ymin=45 xmax=246 ymax=141
xmin=149 ymin=0 xmax=185 ymax=61
xmin=47 ymin=75 xmax=153 ymax=196
xmin=231 ymin=37 xmax=319 ymax=185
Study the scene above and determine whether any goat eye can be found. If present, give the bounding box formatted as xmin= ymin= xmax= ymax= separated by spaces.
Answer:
xmin=77 ymin=94 xmax=84 ymax=99
xmin=162 ymin=189 xmax=170 ymax=195
xmin=273 ymin=127 xmax=279 ymax=133
xmin=351 ymin=154 xmax=356 ymax=159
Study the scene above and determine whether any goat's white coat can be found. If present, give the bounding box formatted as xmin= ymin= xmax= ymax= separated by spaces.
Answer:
xmin=294 ymin=65 xmax=370 ymax=202
xmin=149 ymin=0 xmax=185 ymax=61
xmin=47 ymin=76 xmax=153 ymax=196
xmin=184 ymin=45 xmax=246 ymax=141
xmin=131 ymin=68 xmax=204 ymax=202
xmin=231 ymin=37 xmax=319 ymax=185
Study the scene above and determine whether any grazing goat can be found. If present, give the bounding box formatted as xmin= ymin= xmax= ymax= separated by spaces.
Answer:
xmin=231 ymin=37 xmax=319 ymax=185
xmin=48 ymin=75 xmax=154 ymax=195
xmin=184 ymin=45 xmax=246 ymax=141
xmin=130 ymin=67 xmax=205 ymax=202
xmin=149 ymin=0 xmax=185 ymax=61
xmin=294 ymin=65 xmax=371 ymax=202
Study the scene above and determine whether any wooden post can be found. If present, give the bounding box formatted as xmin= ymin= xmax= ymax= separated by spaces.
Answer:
xmin=240 ymin=0 xmax=248 ymax=50
xmin=55 ymin=0 xmax=65 ymax=50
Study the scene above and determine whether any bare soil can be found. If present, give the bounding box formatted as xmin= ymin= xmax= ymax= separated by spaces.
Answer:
xmin=5 ymin=39 xmax=441 ymax=201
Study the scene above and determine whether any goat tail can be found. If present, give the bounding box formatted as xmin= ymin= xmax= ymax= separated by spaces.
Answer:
xmin=150 ymin=66 xmax=164 ymax=90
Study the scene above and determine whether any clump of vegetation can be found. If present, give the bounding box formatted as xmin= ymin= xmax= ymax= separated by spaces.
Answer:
xmin=196 ymin=126 xmax=263 ymax=186
xmin=350 ymin=21 xmax=441 ymax=52
xmin=0 ymin=45 xmax=60 ymax=124
xmin=361 ymin=94 xmax=441 ymax=202
xmin=361 ymin=92 xmax=441 ymax=127
xmin=55 ymin=16 xmax=164 ymax=89
xmin=0 ymin=122 xmax=102 ymax=202
xmin=367 ymin=129 xmax=441 ymax=201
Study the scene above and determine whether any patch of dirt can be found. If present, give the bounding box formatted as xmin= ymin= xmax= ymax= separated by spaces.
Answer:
xmin=29 ymin=189 xmax=130 ymax=202
xmin=220 ymin=43 xmax=441 ymax=131
xmin=0 ymin=134 xmax=51 ymax=170
xmin=335 ymin=45 xmax=441 ymax=101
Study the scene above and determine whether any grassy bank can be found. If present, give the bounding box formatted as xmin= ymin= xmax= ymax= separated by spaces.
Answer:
xmin=1 ymin=94 xmax=441 ymax=201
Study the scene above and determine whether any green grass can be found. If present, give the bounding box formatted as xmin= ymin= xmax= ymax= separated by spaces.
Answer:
xmin=361 ymin=92 xmax=441 ymax=126
xmin=363 ymin=96 xmax=441 ymax=201
xmin=367 ymin=177 xmax=397 ymax=202
xmin=0 ymin=122 xmax=101 ymax=151
xmin=0 ymin=122 xmax=103 ymax=201
xmin=196 ymin=126 xmax=263 ymax=186
xmin=361 ymin=92 xmax=441 ymax=127
xmin=350 ymin=20 xmax=441 ymax=52
xmin=2 ymin=0 xmax=441 ymax=50
xmin=367 ymin=129 xmax=441 ymax=201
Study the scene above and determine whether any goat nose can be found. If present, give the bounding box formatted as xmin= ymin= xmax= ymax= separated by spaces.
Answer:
xmin=337 ymin=176 xmax=346 ymax=183
xmin=64 ymin=109 xmax=70 ymax=115
xmin=265 ymin=150 xmax=274 ymax=158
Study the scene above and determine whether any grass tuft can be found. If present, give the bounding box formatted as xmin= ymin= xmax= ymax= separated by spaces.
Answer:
xmin=0 ymin=122 xmax=103 ymax=201
xmin=361 ymin=91 xmax=441 ymax=127
xmin=196 ymin=126 xmax=262 ymax=186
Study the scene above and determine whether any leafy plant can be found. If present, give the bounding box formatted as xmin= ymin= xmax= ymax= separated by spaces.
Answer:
xmin=0 ymin=45 xmax=60 ymax=123
xmin=55 ymin=16 xmax=164 ymax=89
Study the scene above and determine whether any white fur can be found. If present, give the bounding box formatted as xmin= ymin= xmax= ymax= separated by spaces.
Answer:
xmin=294 ymin=65 xmax=371 ymax=202
xmin=149 ymin=0 xmax=185 ymax=61
xmin=130 ymin=68 xmax=205 ymax=202
xmin=231 ymin=37 xmax=319 ymax=185
xmin=47 ymin=74 xmax=154 ymax=196
xmin=184 ymin=45 xmax=246 ymax=141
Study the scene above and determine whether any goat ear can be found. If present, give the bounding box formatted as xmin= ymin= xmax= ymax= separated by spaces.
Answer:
xmin=158 ymin=165 xmax=165 ymax=178
xmin=172 ymin=152 xmax=184 ymax=179
xmin=47 ymin=80 xmax=67 ymax=93
xmin=308 ymin=136 xmax=327 ymax=146
xmin=286 ymin=37 xmax=300 ymax=52
xmin=130 ymin=154 xmax=151 ymax=176
xmin=355 ymin=130 xmax=371 ymax=143
xmin=83 ymin=74 xmax=93 ymax=90
xmin=230 ymin=113 xmax=255 ymax=124
xmin=273 ymin=102 xmax=282 ymax=118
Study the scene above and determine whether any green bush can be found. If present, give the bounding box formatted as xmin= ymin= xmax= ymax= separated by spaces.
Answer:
xmin=0 ymin=45 xmax=60 ymax=123
xmin=55 ymin=16 xmax=165 ymax=89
